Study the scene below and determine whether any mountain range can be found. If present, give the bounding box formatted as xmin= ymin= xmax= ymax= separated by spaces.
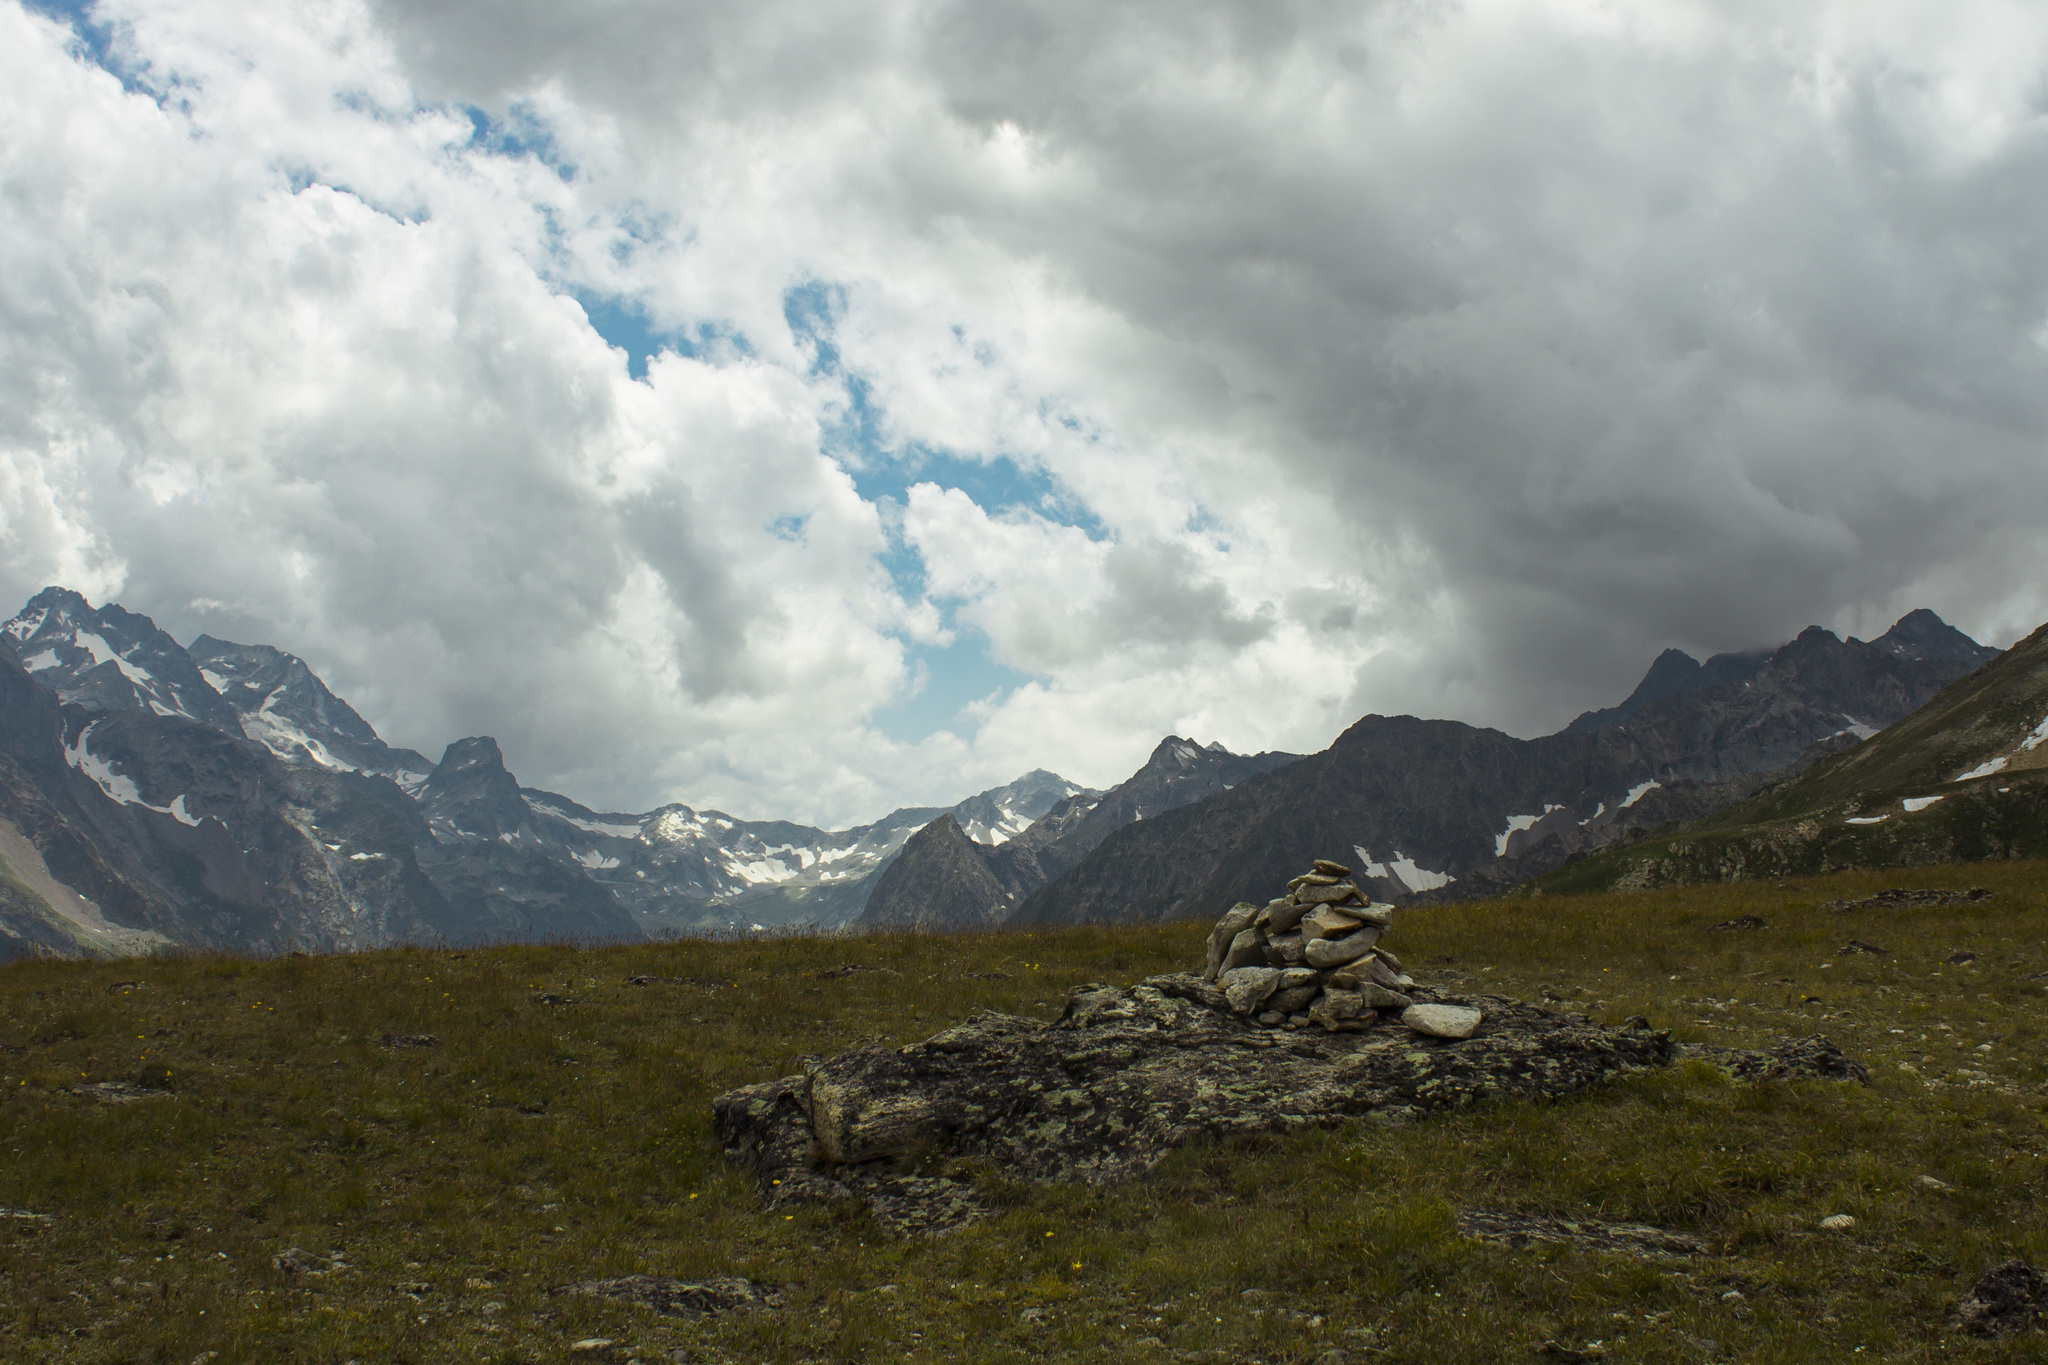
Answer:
xmin=0 ymin=589 xmax=1105 ymax=956
xmin=0 ymin=585 xmax=2008 ymax=958
xmin=1534 ymin=614 xmax=2048 ymax=893
xmin=985 ymin=608 xmax=1999 ymax=928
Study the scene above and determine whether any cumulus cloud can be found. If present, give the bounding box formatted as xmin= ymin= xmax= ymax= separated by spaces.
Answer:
xmin=3 ymin=0 xmax=2047 ymax=825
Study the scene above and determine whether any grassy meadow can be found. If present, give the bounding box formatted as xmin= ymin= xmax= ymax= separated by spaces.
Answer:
xmin=4 ymin=862 xmax=2048 ymax=1363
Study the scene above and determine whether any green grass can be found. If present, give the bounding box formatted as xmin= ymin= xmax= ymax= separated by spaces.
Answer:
xmin=5 ymin=864 xmax=2048 ymax=1362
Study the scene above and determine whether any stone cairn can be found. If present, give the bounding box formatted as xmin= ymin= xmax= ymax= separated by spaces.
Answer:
xmin=1202 ymin=858 xmax=1481 ymax=1039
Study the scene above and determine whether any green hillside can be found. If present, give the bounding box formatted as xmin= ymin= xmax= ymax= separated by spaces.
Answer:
xmin=1538 ymin=621 xmax=2048 ymax=896
xmin=5 ymin=867 xmax=2048 ymax=1362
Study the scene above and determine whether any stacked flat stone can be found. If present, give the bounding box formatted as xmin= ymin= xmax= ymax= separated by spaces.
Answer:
xmin=1200 ymin=858 xmax=1481 ymax=1039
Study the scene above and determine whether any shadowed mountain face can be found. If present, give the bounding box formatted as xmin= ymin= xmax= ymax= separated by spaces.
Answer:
xmin=1538 ymin=615 xmax=2048 ymax=893
xmin=0 ymin=642 xmax=483 ymax=959
xmin=1563 ymin=611 xmax=1998 ymax=734
xmin=1564 ymin=647 xmax=1772 ymax=733
xmin=853 ymin=737 xmax=1301 ymax=932
xmin=853 ymin=815 xmax=1021 ymax=931
xmin=1869 ymin=608 xmax=2004 ymax=666
xmin=1006 ymin=613 xmax=1999 ymax=927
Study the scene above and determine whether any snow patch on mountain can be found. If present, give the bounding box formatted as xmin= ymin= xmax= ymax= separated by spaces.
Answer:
xmin=63 ymin=722 xmax=204 ymax=825
xmin=1955 ymin=755 xmax=2008 ymax=782
xmin=1495 ymin=806 xmax=1562 ymax=857
xmin=526 ymin=799 xmax=643 ymax=838
xmin=1355 ymin=845 xmax=1456 ymax=893
xmin=1621 ymin=780 xmax=1662 ymax=808
xmin=239 ymin=700 xmax=356 ymax=771
xmin=64 ymin=722 xmax=140 ymax=804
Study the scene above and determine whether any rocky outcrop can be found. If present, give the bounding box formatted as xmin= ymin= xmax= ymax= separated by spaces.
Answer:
xmin=1957 ymin=1261 xmax=2048 ymax=1336
xmin=715 ymin=979 xmax=1678 ymax=1233
xmin=715 ymin=875 xmax=1869 ymax=1236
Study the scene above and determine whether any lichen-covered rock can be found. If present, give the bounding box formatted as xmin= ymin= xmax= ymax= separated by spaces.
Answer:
xmin=1221 ymin=928 xmax=1268 ymax=974
xmin=1204 ymin=903 xmax=1260 ymax=980
xmin=1269 ymin=985 xmax=1319 ymax=1014
xmin=1403 ymin=1004 xmax=1483 ymax=1039
xmin=715 ymin=977 xmax=1722 ymax=1232
xmin=1265 ymin=930 xmax=1307 ymax=966
xmin=1264 ymin=897 xmax=1310 ymax=934
xmin=1305 ymin=932 xmax=1379 ymax=968
xmin=1694 ymin=1034 xmax=1872 ymax=1084
xmin=1300 ymin=905 xmax=1363 ymax=940
xmin=1220 ymin=965 xmax=1283 ymax=1014
xmin=1307 ymin=988 xmax=1372 ymax=1033
xmin=1367 ymin=955 xmax=1417 ymax=991
xmin=1955 ymin=1260 xmax=2048 ymax=1336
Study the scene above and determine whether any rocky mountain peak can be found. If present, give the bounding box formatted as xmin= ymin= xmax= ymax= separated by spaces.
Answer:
xmin=1869 ymin=608 xmax=2003 ymax=666
xmin=855 ymin=812 xmax=1021 ymax=931
xmin=419 ymin=737 xmax=534 ymax=843
xmin=2 ymin=587 xmax=242 ymax=734
xmin=188 ymin=635 xmax=431 ymax=781
xmin=1148 ymin=736 xmax=1209 ymax=770
xmin=949 ymin=768 xmax=1097 ymax=845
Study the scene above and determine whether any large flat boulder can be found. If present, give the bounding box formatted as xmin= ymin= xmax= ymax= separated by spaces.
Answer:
xmin=715 ymin=975 xmax=1865 ymax=1232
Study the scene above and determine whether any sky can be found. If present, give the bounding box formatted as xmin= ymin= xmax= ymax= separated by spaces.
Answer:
xmin=3 ymin=0 xmax=2047 ymax=828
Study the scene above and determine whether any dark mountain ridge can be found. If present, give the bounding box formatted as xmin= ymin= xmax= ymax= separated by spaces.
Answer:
xmin=854 ymin=736 xmax=1299 ymax=931
xmin=1007 ymin=612 xmax=2000 ymax=928
xmin=1536 ymin=615 xmax=2048 ymax=893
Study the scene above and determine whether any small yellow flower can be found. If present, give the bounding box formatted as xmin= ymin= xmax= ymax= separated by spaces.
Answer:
xmin=1071 ymin=1262 xmax=1082 ymax=1270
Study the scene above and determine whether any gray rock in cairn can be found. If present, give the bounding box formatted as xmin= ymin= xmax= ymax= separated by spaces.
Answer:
xmin=1203 ymin=858 xmax=1481 ymax=1039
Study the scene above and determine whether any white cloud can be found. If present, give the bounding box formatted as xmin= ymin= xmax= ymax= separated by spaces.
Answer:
xmin=3 ymin=0 xmax=2047 ymax=826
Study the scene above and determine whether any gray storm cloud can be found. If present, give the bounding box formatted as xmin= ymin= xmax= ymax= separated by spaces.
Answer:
xmin=2 ymin=0 xmax=2044 ymax=822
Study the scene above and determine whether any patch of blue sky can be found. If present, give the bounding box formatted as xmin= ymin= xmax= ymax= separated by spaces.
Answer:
xmin=277 ymin=162 xmax=431 ymax=226
xmin=781 ymin=278 xmax=1113 ymax=735
xmin=570 ymin=289 xmax=751 ymax=381
xmin=863 ymin=446 xmax=1106 ymax=540
xmin=25 ymin=0 xmax=160 ymax=97
xmin=461 ymin=102 xmax=577 ymax=182
xmin=782 ymin=281 xmax=1104 ymax=535
xmin=872 ymin=630 xmax=1033 ymax=746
